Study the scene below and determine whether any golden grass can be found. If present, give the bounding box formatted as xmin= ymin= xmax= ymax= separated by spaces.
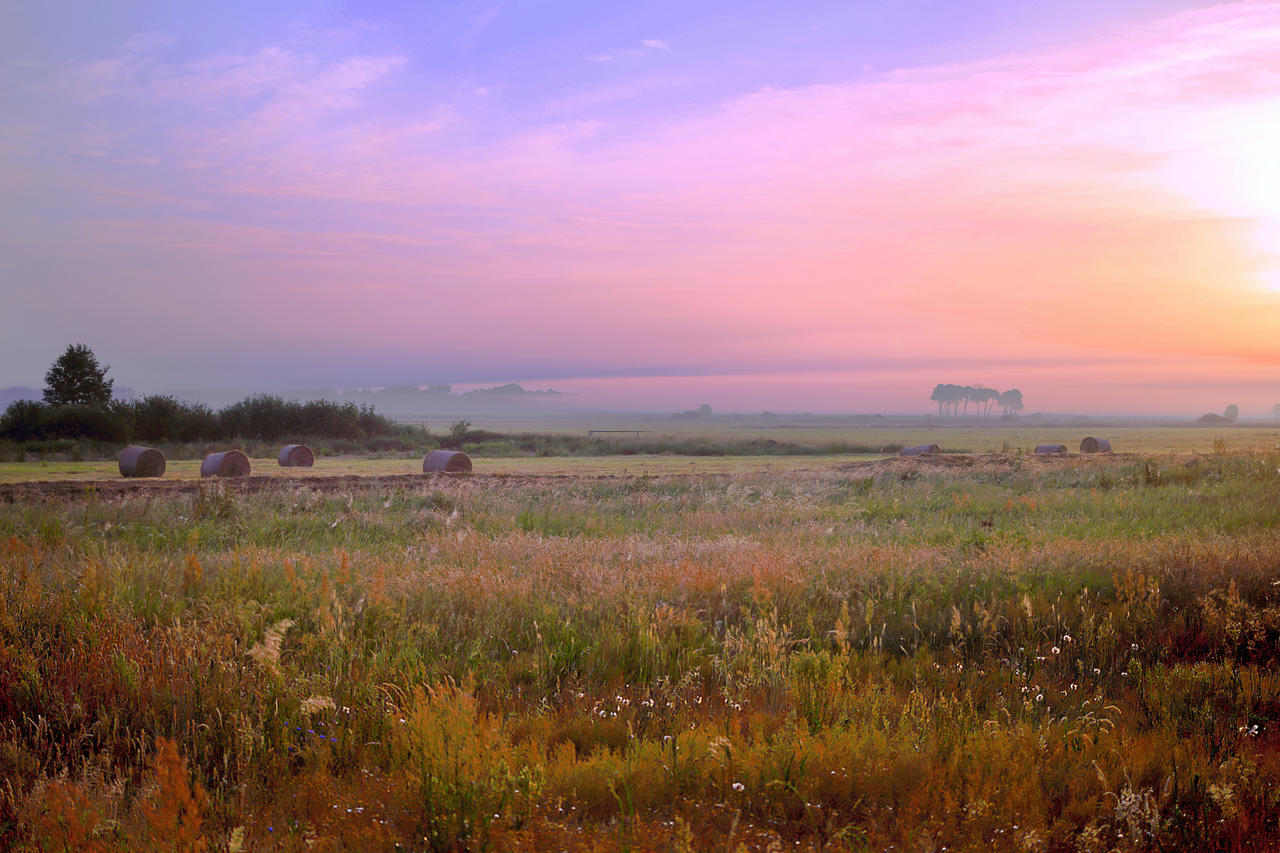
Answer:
xmin=4 ymin=454 xmax=1280 ymax=850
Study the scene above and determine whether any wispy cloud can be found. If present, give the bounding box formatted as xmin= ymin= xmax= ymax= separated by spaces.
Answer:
xmin=8 ymin=2 xmax=1280 ymax=408
xmin=587 ymin=37 xmax=672 ymax=63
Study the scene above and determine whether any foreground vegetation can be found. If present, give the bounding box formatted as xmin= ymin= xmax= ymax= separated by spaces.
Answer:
xmin=4 ymin=453 xmax=1280 ymax=850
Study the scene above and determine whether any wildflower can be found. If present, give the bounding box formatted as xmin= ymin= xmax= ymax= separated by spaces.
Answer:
xmin=732 ymin=782 xmax=745 ymax=792
xmin=1051 ymin=646 xmax=1060 ymax=655
xmin=1062 ymin=634 xmax=1073 ymax=643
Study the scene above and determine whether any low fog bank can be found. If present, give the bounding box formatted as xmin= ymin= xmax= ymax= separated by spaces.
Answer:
xmin=7 ymin=381 xmax=1277 ymax=431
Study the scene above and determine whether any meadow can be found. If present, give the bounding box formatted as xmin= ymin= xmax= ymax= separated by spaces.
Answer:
xmin=4 ymin=449 xmax=1280 ymax=851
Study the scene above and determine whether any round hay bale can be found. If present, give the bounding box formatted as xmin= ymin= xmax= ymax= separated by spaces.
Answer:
xmin=201 ymin=449 xmax=251 ymax=478
xmin=423 ymin=449 xmax=472 ymax=473
xmin=899 ymin=444 xmax=941 ymax=457
xmin=277 ymin=444 xmax=315 ymax=467
xmin=118 ymin=445 xmax=166 ymax=478
xmin=1034 ymin=444 xmax=1068 ymax=455
xmin=1079 ymin=437 xmax=1112 ymax=454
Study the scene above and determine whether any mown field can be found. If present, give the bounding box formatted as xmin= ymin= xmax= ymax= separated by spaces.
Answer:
xmin=3 ymin=424 xmax=1280 ymax=485
xmin=4 ymin=452 xmax=1280 ymax=851
xmin=0 ymin=454 xmax=880 ymax=484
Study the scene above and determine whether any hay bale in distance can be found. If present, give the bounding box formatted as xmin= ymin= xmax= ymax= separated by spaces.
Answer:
xmin=1079 ymin=437 xmax=1112 ymax=454
xmin=277 ymin=444 xmax=315 ymax=467
xmin=1034 ymin=444 xmax=1068 ymax=455
xmin=899 ymin=444 xmax=941 ymax=457
xmin=423 ymin=449 xmax=472 ymax=473
xmin=201 ymin=449 xmax=251 ymax=478
xmin=118 ymin=445 xmax=166 ymax=478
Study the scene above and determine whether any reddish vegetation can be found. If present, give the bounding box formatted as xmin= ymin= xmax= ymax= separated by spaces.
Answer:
xmin=4 ymin=456 xmax=1280 ymax=849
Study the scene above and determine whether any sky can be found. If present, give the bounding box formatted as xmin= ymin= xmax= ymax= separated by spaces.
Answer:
xmin=3 ymin=0 xmax=1280 ymax=415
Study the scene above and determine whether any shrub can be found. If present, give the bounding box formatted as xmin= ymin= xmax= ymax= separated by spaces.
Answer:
xmin=0 ymin=400 xmax=49 ymax=441
xmin=129 ymin=395 xmax=219 ymax=442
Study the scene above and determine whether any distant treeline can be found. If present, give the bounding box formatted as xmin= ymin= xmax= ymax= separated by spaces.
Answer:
xmin=0 ymin=395 xmax=407 ymax=443
xmin=930 ymin=384 xmax=1023 ymax=416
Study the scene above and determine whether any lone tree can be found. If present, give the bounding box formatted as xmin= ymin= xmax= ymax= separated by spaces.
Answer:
xmin=43 ymin=344 xmax=114 ymax=407
xmin=1224 ymin=404 xmax=1239 ymax=422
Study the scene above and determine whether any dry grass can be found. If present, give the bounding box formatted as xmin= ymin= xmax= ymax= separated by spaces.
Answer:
xmin=3 ymin=453 xmax=1280 ymax=850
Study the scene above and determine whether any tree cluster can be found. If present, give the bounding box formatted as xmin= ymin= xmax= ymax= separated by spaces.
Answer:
xmin=930 ymin=384 xmax=1024 ymax=416
xmin=0 ymin=394 xmax=402 ymax=444
xmin=1 ymin=345 xmax=403 ymax=444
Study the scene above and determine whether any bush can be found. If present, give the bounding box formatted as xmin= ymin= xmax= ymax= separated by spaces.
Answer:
xmin=0 ymin=401 xmax=128 ymax=443
xmin=46 ymin=404 xmax=130 ymax=442
xmin=219 ymin=396 xmax=402 ymax=441
xmin=0 ymin=400 xmax=49 ymax=441
xmin=1 ymin=394 xmax=412 ymax=447
xmin=130 ymin=395 xmax=219 ymax=442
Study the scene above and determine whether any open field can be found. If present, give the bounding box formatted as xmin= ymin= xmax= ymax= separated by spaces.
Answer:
xmin=5 ymin=452 xmax=1280 ymax=850
xmin=0 ymin=454 xmax=888 ymax=484
xmin=4 ymin=424 xmax=1280 ymax=486
xmin=413 ymin=418 xmax=1280 ymax=456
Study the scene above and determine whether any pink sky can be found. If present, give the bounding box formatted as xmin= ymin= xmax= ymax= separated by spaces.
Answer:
xmin=3 ymin=2 xmax=1280 ymax=414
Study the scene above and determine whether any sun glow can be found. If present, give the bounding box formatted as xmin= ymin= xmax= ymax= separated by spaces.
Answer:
xmin=1151 ymin=103 xmax=1280 ymax=293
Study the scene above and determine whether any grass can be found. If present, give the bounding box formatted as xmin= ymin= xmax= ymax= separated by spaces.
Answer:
xmin=4 ymin=422 xmax=1280 ymax=484
xmin=0 ymin=453 xmax=889 ymax=483
xmin=4 ymin=452 xmax=1280 ymax=850
xmin=412 ymin=418 xmax=1280 ymax=455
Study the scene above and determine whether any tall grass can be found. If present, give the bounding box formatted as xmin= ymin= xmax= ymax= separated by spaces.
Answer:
xmin=3 ymin=454 xmax=1280 ymax=849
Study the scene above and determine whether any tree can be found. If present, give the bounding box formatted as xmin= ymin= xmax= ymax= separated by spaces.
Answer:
xmin=930 ymin=384 xmax=947 ymax=416
xmin=1272 ymin=403 xmax=1280 ymax=420
xmin=998 ymin=389 xmax=1024 ymax=416
xmin=1224 ymin=404 xmax=1239 ymax=422
xmin=974 ymin=386 xmax=999 ymax=416
xmin=43 ymin=344 xmax=113 ymax=407
xmin=930 ymin=384 xmax=960 ymax=415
